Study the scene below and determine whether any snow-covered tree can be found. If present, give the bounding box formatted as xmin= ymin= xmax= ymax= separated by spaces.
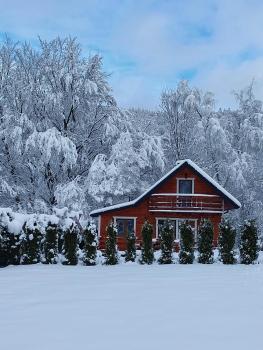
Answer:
xmin=140 ymin=220 xmax=154 ymax=265
xmin=43 ymin=222 xmax=58 ymax=264
xmin=8 ymin=232 xmax=21 ymax=265
xmin=105 ymin=221 xmax=118 ymax=265
xmin=83 ymin=221 xmax=97 ymax=266
xmin=161 ymin=81 xmax=214 ymax=165
xmin=62 ymin=223 xmax=78 ymax=265
xmin=125 ymin=232 xmax=136 ymax=262
xmin=0 ymin=37 xmax=118 ymax=212
xmin=20 ymin=220 xmax=42 ymax=265
xmin=240 ymin=220 xmax=259 ymax=264
xmin=197 ymin=219 xmax=214 ymax=264
xmin=179 ymin=222 xmax=195 ymax=264
xmin=87 ymin=129 xmax=165 ymax=205
xmin=158 ymin=221 xmax=173 ymax=264
xmin=218 ymin=220 xmax=236 ymax=264
xmin=0 ymin=220 xmax=10 ymax=267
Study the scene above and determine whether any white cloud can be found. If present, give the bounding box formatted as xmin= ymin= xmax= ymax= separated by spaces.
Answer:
xmin=1 ymin=0 xmax=263 ymax=108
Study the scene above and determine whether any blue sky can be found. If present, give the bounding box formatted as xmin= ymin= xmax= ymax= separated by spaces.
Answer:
xmin=1 ymin=0 xmax=263 ymax=109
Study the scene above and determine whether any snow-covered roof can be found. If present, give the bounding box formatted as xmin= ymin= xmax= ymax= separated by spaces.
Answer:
xmin=90 ymin=159 xmax=241 ymax=216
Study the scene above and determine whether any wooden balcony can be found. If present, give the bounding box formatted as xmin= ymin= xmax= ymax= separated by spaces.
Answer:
xmin=149 ymin=193 xmax=224 ymax=213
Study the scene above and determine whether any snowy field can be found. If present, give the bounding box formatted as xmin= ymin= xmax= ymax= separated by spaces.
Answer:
xmin=1 ymin=262 xmax=263 ymax=350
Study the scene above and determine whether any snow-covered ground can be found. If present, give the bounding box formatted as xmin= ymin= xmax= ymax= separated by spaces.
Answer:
xmin=1 ymin=262 xmax=263 ymax=350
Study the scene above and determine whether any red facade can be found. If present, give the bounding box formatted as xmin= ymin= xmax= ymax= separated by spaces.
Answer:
xmin=90 ymin=160 xmax=240 ymax=251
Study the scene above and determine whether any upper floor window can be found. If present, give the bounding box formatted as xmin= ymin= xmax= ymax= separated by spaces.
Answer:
xmin=178 ymin=179 xmax=193 ymax=194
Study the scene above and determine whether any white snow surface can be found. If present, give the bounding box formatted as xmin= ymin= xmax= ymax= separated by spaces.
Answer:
xmin=1 ymin=260 xmax=263 ymax=350
xmin=90 ymin=159 xmax=241 ymax=216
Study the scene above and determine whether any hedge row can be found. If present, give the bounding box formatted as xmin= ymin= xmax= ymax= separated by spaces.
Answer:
xmin=0 ymin=217 xmax=259 ymax=267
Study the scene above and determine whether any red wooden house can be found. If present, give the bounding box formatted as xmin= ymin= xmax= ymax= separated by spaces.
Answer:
xmin=90 ymin=159 xmax=241 ymax=250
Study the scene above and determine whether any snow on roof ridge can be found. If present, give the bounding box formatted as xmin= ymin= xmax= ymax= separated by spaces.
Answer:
xmin=90 ymin=159 xmax=241 ymax=216
xmin=184 ymin=159 xmax=241 ymax=208
xmin=90 ymin=161 xmax=185 ymax=216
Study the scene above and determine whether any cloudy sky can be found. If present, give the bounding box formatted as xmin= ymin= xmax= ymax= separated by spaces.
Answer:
xmin=1 ymin=0 xmax=263 ymax=109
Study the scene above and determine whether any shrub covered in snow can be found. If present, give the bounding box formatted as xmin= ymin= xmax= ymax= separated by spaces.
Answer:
xmin=8 ymin=231 xmax=21 ymax=266
xmin=125 ymin=232 xmax=136 ymax=262
xmin=240 ymin=220 xmax=259 ymax=264
xmin=83 ymin=222 xmax=98 ymax=266
xmin=20 ymin=221 xmax=42 ymax=265
xmin=179 ymin=222 xmax=195 ymax=264
xmin=62 ymin=224 xmax=78 ymax=266
xmin=43 ymin=222 xmax=59 ymax=264
xmin=0 ymin=220 xmax=10 ymax=267
xmin=197 ymin=219 xmax=214 ymax=264
xmin=158 ymin=221 xmax=173 ymax=264
xmin=218 ymin=220 xmax=236 ymax=264
xmin=140 ymin=220 xmax=154 ymax=265
xmin=105 ymin=221 xmax=118 ymax=265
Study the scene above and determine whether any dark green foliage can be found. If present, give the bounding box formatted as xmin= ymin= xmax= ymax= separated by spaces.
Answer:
xmin=20 ymin=222 xmax=42 ymax=265
xmin=83 ymin=222 xmax=97 ymax=266
xmin=0 ymin=212 xmax=21 ymax=266
xmin=125 ymin=232 xmax=136 ymax=262
xmin=158 ymin=221 xmax=173 ymax=264
xmin=179 ymin=222 xmax=195 ymax=264
xmin=140 ymin=220 xmax=154 ymax=265
xmin=218 ymin=220 xmax=236 ymax=264
xmin=240 ymin=220 xmax=259 ymax=264
xmin=197 ymin=219 xmax=214 ymax=264
xmin=105 ymin=221 xmax=118 ymax=265
xmin=43 ymin=222 xmax=58 ymax=264
xmin=8 ymin=233 xmax=21 ymax=265
xmin=57 ymin=226 xmax=64 ymax=254
xmin=62 ymin=224 xmax=78 ymax=265
xmin=0 ymin=224 xmax=10 ymax=267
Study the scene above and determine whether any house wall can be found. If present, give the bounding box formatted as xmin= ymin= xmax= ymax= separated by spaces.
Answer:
xmin=97 ymin=164 xmax=233 ymax=250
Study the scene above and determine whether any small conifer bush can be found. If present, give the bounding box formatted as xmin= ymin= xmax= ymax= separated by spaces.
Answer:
xmin=197 ymin=219 xmax=214 ymax=264
xmin=125 ymin=232 xmax=136 ymax=262
xmin=43 ymin=222 xmax=58 ymax=264
xmin=179 ymin=222 xmax=195 ymax=264
xmin=83 ymin=221 xmax=98 ymax=266
xmin=140 ymin=220 xmax=154 ymax=265
xmin=105 ymin=221 xmax=118 ymax=265
xmin=240 ymin=220 xmax=259 ymax=264
xmin=9 ymin=232 xmax=21 ymax=265
xmin=20 ymin=221 xmax=41 ymax=264
xmin=158 ymin=221 xmax=173 ymax=264
xmin=57 ymin=226 xmax=64 ymax=254
xmin=62 ymin=223 xmax=78 ymax=265
xmin=0 ymin=223 xmax=10 ymax=267
xmin=218 ymin=220 xmax=236 ymax=264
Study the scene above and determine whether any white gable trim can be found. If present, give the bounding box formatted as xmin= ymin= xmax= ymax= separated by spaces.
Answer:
xmin=90 ymin=159 xmax=241 ymax=216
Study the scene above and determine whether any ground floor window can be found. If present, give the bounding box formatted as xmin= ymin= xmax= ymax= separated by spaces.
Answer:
xmin=115 ymin=217 xmax=136 ymax=237
xmin=157 ymin=218 xmax=197 ymax=241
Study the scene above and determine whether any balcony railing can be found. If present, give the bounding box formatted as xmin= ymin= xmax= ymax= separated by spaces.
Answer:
xmin=149 ymin=193 xmax=224 ymax=212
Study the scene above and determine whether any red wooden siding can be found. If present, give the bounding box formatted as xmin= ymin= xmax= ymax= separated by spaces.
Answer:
xmin=96 ymin=163 xmax=237 ymax=251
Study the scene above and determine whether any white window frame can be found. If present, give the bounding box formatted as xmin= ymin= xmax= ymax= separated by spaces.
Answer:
xmin=176 ymin=218 xmax=198 ymax=241
xmin=113 ymin=216 xmax=137 ymax=237
xmin=155 ymin=217 xmax=197 ymax=241
xmin=177 ymin=178 xmax=195 ymax=194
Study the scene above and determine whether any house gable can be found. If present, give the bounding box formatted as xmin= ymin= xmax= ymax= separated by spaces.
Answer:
xmin=90 ymin=159 xmax=241 ymax=217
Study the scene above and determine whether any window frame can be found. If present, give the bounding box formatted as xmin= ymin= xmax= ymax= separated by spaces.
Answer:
xmin=177 ymin=178 xmax=195 ymax=194
xmin=113 ymin=216 xmax=137 ymax=237
xmin=156 ymin=217 xmax=197 ymax=241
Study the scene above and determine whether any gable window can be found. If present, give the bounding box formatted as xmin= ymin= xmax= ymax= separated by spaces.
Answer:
xmin=178 ymin=179 xmax=193 ymax=194
xmin=115 ymin=218 xmax=135 ymax=237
